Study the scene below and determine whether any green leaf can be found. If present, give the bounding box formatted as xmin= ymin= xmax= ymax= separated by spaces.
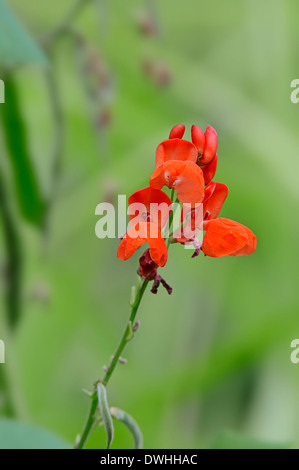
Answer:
xmin=97 ymin=383 xmax=114 ymax=449
xmin=0 ymin=168 xmax=22 ymax=328
xmin=0 ymin=419 xmax=71 ymax=449
xmin=212 ymin=430 xmax=290 ymax=450
xmin=110 ymin=407 xmax=143 ymax=449
xmin=0 ymin=0 xmax=47 ymax=67
xmin=1 ymin=77 xmax=45 ymax=225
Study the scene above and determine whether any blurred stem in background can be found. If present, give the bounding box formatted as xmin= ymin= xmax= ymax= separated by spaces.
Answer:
xmin=0 ymin=0 xmax=94 ymax=418
xmin=0 ymin=0 xmax=110 ymax=423
xmin=45 ymin=70 xmax=64 ymax=208
xmin=71 ymin=29 xmax=114 ymax=159
xmin=42 ymin=0 xmax=93 ymax=47
xmin=145 ymin=0 xmax=160 ymax=36
xmin=42 ymin=68 xmax=64 ymax=249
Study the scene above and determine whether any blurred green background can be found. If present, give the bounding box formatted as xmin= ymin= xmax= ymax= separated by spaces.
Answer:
xmin=0 ymin=0 xmax=299 ymax=449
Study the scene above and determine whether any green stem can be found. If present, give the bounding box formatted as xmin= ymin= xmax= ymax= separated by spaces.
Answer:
xmin=75 ymin=279 xmax=149 ymax=449
xmin=75 ymin=395 xmax=98 ymax=449
xmin=102 ymin=280 xmax=149 ymax=386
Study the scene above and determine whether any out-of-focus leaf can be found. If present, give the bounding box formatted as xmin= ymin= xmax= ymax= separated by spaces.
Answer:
xmin=1 ymin=78 xmax=45 ymax=225
xmin=0 ymin=0 xmax=47 ymax=67
xmin=110 ymin=407 xmax=143 ymax=449
xmin=212 ymin=430 xmax=290 ymax=450
xmin=0 ymin=419 xmax=71 ymax=449
xmin=0 ymin=168 xmax=22 ymax=328
xmin=97 ymin=383 xmax=114 ymax=449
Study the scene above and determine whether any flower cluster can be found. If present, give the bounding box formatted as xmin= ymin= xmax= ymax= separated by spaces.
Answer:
xmin=117 ymin=124 xmax=256 ymax=294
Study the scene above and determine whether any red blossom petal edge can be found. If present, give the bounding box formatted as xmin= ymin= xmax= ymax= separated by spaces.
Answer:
xmin=128 ymin=187 xmax=172 ymax=231
xmin=117 ymin=222 xmax=168 ymax=267
xmin=150 ymin=160 xmax=205 ymax=204
xmin=203 ymin=182 xmax=228 ymax=220
xmin=169 ymin=124 xmax=185 ymax=139
xmin=202 ymin=218 xmax=257 ymax=257
xmin=191 ymin=125 xmax=205 ymax=157
xmin=201 ymin=153 xmax=218 ymax=185
xmin=155 ymin=139 xmax=198 ymax=168
xmin=200 ymin=125 xmax=218 ymax=165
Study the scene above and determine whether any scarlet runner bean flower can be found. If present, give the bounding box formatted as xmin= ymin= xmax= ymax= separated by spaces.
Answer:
xmin=117 ymin=123 xmax=257 ymax=294
xmin=117 ymin=187 xmax=173 ymax=293
xmin=76 ymin=122 xmax=257 ymax=450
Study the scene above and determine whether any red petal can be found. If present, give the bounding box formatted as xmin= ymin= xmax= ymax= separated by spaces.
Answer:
xmin=155 ymin=139 xmax=198 ymax=168
xmin=202 ymin=153 xmax=218 ymax=185
xmin=128 ymin=187 xmax=172 ymax=230
xmin=169 ymin=124 xmax=185 ymax=139
xmin=191 ymin=125 xmax=205 ymax=155
xmin=117 ymin=222 xmax=168 ymax=266
xmin=200 ymin=125 xmax=217 ymax=165
xmin=150 ymin=160 xmax=205 ymax=204
xmin=202 ymin=218 xmax=256 ymax=257
xmin=203 ymin=182 xmax=228 ymax=220
xmin=231 ymin=228 xmax=257 ymax=256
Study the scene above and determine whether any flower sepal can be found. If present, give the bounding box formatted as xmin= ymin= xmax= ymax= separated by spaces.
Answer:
xmin=138 ymin=249 xmax=173 ymax=295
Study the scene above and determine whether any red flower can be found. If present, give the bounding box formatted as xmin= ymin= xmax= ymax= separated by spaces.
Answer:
xmin=162 ymin=124 xmax=256 ymax=259
xmin=192 ymin=124 xmax=218 ymax=166
xmin=202 ymin=153 xmax=218 ymax=186
xmin=118 ymin=186 xmax=171 ymax=274
xmin=155 ymin=139 xmax=198 ymax=168
xmin=151 ymin=135 xmax=205 ymax=204
xmin=128 ymin=187 xmax=172 ymax=231
xmin=173 ymin=182 xmax=228 ymax=245
xmin=150 ymin=160 xmax=205 ymax=204
xmin=203 ymin=181 xmax=228 ymax=220
xmin=202 ymin=218 xmax=257 ymax=257
xmin=191 ymin=124 xmax=218 ymax=185
xmin=169 ymin=123 xmax=185 ymax=139
xmin=117 ymin=122 xmax=257 ymax=294
xmin=117 ymin=185 xmax=173 ymax=293
xmin=117 ymin=221 xmax=167 ymax=267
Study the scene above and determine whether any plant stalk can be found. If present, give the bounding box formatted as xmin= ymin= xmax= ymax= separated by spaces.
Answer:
xmin=75 ymin=279 xmax=149 ymax=449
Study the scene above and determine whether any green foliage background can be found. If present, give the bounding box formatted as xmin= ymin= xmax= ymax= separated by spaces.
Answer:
xmin=0 ymin=0 xmax=299 ymax=449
